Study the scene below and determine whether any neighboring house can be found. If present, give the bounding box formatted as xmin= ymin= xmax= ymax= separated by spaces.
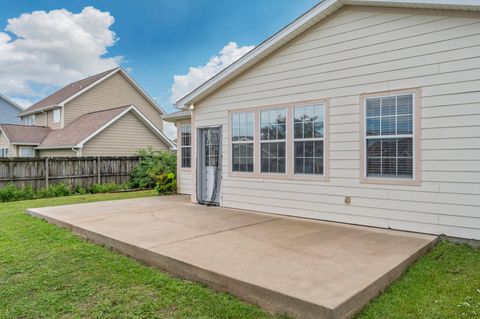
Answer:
xmin=0 ymin=68 xmax=173 ymax=157
xmin=164 ymin=0 xmax=480 ymax=241
xmin=0 ymin=93 xmax=23 ymax=124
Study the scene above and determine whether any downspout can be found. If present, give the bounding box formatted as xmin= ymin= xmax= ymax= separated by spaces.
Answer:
xmin=71 ymin=147 xmax=81 ymax=157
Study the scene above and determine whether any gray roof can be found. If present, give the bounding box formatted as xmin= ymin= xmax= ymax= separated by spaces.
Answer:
xmin=0 ymin=124 xmax=51 ymax=145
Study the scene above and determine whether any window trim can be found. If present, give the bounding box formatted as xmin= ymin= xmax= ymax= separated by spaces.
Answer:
xmin=228 ymin=99 xmax=329 ymax=181
xmin=19 ymin=146 xmax=35 ymax=158
xmin=0 ymin=148 xmax=8 ymax=158
xmin=230 ymin=110 xmax=256 ymax=175
xmin=179 ymin=123 xmax=192 ymax=169
xmin=360 ymin=88 xmax=421 ymax=186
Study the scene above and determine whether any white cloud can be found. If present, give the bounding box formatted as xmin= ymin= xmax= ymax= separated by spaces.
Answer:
xmin=170 ymin=41 xmax=254 ymax=104
xmin=163 ymin=121 xmax=177 ymax=141
xmin=0 ymin=6 xmax=121 ymax=102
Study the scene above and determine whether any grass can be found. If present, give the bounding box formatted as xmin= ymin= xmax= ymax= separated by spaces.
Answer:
xmin=356 ymin=241 xmax=480 ymax=319
xmin=0 ymin=191 xmax=282 ymax=319
xmin=0 ymin=192 xmax=479 ymax=318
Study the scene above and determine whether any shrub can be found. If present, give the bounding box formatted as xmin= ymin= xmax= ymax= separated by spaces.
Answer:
xmin=36 ymin=183 xmax=72 ymax=198
xmin=155 ymin=172 xmax=177 ymax=195
xmin=129 ymin=148 xmax=176 ymax=189
xmin=0 ymin=184 xmax=35 ymax=202
xmin=91 ymin=183 xmax=128 ymax=194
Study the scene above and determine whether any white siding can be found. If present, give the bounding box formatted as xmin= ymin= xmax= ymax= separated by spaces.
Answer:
xmin=178 ymin=171 xmax=192 ymax=195
xmin=192 ymin=7 xmax=480 ymax=240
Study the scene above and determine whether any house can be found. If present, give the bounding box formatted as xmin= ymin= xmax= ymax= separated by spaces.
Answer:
xmin=0 ymin=93 xmax=23 ymax=124
xmin=0 ymin=68 xmax=174 ymax=157
xmin=164 ymin=0 xmax=480 ymax=241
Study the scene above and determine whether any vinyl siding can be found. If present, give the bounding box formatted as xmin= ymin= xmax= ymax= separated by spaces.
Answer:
xmin=64 ymin=72 xmax=164 ymax=130
xmin=178 ymin=171 xmax=192 ymax=195
xmin=82 ymin=111 xmax=168 ymax=156
xmin=0 ymin=132 xmax=15 ymax=157
xmin=192 ymin=6 xmax=480 ymax=239
xmin=39 ymin=149 xmax=77 ymax=157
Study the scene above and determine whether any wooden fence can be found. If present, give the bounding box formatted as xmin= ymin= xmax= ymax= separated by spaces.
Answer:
xmin=0 ymin=157 xmax=140 ymax=190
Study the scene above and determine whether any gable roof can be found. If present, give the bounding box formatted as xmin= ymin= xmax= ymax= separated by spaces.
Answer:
xmin=0 ymin=124 xmax=51 ymax=145
xmin=37 ymin=105 xmax=175 ymax=149
xmin=175 ymin=0 xmax=480 ymax=109
xmin=0 ymin=93 xmax=24 ymax=112
xmin=20 ymin=68 xmax=167 ymax=116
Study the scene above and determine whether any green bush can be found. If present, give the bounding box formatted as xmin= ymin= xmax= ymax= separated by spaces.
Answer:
xmin=91 ymin=183 xmax=128 ymax=194
xmin=155 ymin=172 xmax=177 ymax=195
xmin=129 ymin=148 xmax=176 ymax=189
xmin=0 ymin=184 xmax=35 ymax=202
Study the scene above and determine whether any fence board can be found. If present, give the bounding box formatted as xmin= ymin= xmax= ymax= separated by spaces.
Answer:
xmin=0 ymin=157 xmax=140 ymax=190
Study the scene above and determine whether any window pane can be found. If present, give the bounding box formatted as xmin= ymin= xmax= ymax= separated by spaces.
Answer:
xmin=381 ymin=116 xmax=396 ymax=135
xmin=397 ymin=138 xmax=412 ymax=157
xmin=366 ymin=98 xmax=380 ymax=117
xmin=397 ymin=115 xmax=412 ymax=135
xmin=381 ymin=97 xmax=396 ymax=116
xmin=314 ymin=141 xmax=323 ymax=157
xmin=294 ymin=122 xmax=303 ymax=139
xmin=246 ymin=112 xmax=254 ymax=141
xmin=382 ymin=158 xmax=397 ymax=175
xmin=367 ymin=158 xmax=381 ymax=175
xmin=382 ymin=139 xmax=397 ymax=157
xmin=261 ymin=142 xmax=285 ymax=173
xmin=367 ymin=139 xmax=381 ymax=157
xmin=398 ymin=158 xmax=413 ymax=177
xmin=397 ymin=95 xmax=413 ymax=115
xmin=366 ymin=118 xmax=380 ymax=136
xmin=314 ymin=121 xmax=323 ymax=138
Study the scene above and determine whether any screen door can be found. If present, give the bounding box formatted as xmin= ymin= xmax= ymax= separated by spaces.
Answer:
xmin=197 ymin=127 xmax=222 ymax=205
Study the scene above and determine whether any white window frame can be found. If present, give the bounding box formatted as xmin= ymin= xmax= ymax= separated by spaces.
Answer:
xmin=362 ymin=91 xmax=419 ymax=184
xmin=180 ymin=124 xmax=191 ymax=168
xmin=231 ymin=111 xmax=255 ymax=173
xmin=23 ymin=115 xmax=35 ymax=126
xmin=259 ymin=108 xmax=287 ymax=175
xmin=0 ymin=148 xmax=8 ymax=158
xmin=293 ymin=103 xmax=325 ymax=176
xmin=53 ymin=108 xmax=61 ymax=123
xmin=19 ymin=146 xmax=35 ymax=158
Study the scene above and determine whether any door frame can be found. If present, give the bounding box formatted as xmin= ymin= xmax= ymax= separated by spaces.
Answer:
xmin=196 ymin=125 xmax=223 ymax=206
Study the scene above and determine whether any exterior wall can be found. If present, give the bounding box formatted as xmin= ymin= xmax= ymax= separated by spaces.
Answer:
xmin=0 ymin=98 xmax=21 ymax=124
xmin=64 ymin=72 xmax=164 ymax=130
xmin=82 ymin=111 xmax=168 ymax=156
xmin=192 ymin=6 xmax=480 ymax=239
xmin=46 ymin=109 xmax=62 ymax=129
xmin=0 ymin=132 xmax=15 ymax=157
xmin=39 ymin=149 xmax=77 ymax=157
xmin=176 ymin=119 xmax=192 ymax=195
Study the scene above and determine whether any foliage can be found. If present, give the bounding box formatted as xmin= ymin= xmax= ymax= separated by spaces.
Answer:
xmin=155 ymin=172 xmax=177 ymax=194
xmin=0 ymin=192 xmax=279 ymax=319
xmin=0 ymin=182 xmax=130 ymax=202
xmin=129 ymin=148 xmax=177 ymax=189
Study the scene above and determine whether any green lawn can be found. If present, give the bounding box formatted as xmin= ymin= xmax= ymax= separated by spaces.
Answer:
xmin=0 ymin=192 xmax=479 ymax=319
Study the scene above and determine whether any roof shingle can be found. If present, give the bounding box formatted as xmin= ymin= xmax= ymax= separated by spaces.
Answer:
xmin=21 ymin=68 xmax=118 ymax=115
xmin=0 ymin=124 xmax=51 ymax=144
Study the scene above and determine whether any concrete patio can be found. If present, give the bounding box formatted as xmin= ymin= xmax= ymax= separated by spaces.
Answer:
xmin=27 ymin=195 xmax=436 ymax=319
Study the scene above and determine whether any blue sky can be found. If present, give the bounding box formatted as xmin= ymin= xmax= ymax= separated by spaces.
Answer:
xmin=0 ymin=0 xmax=318 ymax=113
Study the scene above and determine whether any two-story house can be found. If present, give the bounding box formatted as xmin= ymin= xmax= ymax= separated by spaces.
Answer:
xmin=0 ymin=68 xmax=174 ymax=157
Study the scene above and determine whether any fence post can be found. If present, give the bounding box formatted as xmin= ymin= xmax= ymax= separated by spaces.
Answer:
xmin=45 ymin=157 xmax=49 ymax=188
xmin=97 ymin=157 xmax=101 ymax=184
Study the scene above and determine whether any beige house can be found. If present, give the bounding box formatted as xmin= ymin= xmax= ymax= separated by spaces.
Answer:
xmin=0 ymin=68 xmax=174 ymax=157
xmin=165 ymin=0 xmax=480 ymax=240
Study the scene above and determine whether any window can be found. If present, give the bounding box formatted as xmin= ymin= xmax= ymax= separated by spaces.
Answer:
xmin=23 ymin=115 xmax=35 ymax=126
xmin=53 ymin=108 xmax=61 ymax=123
xmin=19 ymin=146 xmax=35 ymax=158
xmin=365 ymin=94 xmax=414 ymax=178
xmin=180 ymin=124 xmax=191 ymax=168
xmin=294 ymin=104 xmax=324 ymax=175
xmin=0 ymin=148 xmax=8 ymax=158
xmin=260 ymin=109 xmax=286 ymax=173
xmin=231 ymin=112 xmax=254 ymax=172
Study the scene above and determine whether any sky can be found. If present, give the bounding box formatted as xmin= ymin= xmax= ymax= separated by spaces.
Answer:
xmin=0 ymin=0 xmax=319 ymax=137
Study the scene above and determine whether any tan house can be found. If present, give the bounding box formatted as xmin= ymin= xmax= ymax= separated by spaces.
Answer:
xmin=164 ymin=0 xmax=480 ymax=241
xmin=0 ymin=68 xmax=174 ymax=157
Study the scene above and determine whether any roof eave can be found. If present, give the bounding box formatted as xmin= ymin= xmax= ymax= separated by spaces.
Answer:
xmin=175 ymin=0 xmax=480 ymax=109
xmin=162 ymin=111 xmax=191 ymax=122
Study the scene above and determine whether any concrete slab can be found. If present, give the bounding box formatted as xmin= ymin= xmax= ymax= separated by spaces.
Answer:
xmin=27 ymin=195 xmax=436 ymax=319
